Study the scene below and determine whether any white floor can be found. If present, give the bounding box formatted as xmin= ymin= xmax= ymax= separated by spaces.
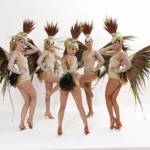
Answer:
xmin=1 ymin=97 xmax=150 ymax=150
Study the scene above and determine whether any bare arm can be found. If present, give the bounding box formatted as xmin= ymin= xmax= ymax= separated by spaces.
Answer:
xmin=7 ymin=52 xmax=24 ymax=74
xmin=115 ymin=51 xmax=132 ymax=73
xmin=37 ymin=50 xmax=48 ymax=72
xmin=23 ymin=42 xmax=38 ymax=55
xmin=68 ymin=56 xmax=78 ymax=74
xmin=99 ymin=45 xmax=114 ymax=56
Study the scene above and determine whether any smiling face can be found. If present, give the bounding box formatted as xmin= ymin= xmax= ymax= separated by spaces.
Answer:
xmin=45 ymin=41 xmax=54 ymax=51
xmin=67 ymin=45 xmax=77 ymax=56
xmin=112 ymin=39 xmax=122 ymax=50
xmin=16 ymin=38 xmax=26 ymax=50
xmin=85 ymin=39 xmax=93 ymax=49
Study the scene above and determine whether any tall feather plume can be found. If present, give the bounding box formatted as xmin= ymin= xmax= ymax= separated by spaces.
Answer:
xmin=23 ymin=19 xmax=35 ymax=34
xmin=70 ymin=21 xmax=81 ymax=39
xmin=104 ymin=16 xmax=118 ymax=34
xmin=44 ymin=22 xmax=59 ymax=37
xmin=81 ymin=21 xmax=94 ymax=36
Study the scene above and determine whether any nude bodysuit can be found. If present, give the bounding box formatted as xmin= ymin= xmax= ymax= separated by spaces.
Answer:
xmin=108 ymin=56 xmax=120 ymax=80
xmin=83 ymin=51 xmax=96 ymax=74
xmin=16 ymin=53 xmax=30 ymax=85
xmin=44 ymin=52 xmax=56 ymax=74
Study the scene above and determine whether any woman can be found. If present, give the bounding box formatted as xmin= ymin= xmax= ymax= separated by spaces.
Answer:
xmin=7 ymin=26 xmax=38 ymax=130
xmin=99 ymin=32 xmax=132 ymax=130
xmin=78 ymin=22 xmax=105 ymax=118
xmin=57 ymin=38 xmax=89 ymax=136
xmin=37 ymin=22 xmax=61 ymax=119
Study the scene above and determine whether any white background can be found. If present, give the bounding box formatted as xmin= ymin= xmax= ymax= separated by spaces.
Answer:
xmin=0 ymin=1 xmax=150 ymax=149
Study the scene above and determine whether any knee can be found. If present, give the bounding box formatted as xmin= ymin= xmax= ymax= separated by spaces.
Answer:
xmin=59 ymin=105 xmax=66 ymax=112
xmin=105 ymin=93 xmax=111 ymax=100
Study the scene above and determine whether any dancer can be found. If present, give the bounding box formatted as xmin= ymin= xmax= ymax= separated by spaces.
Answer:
xmin=99 ymin=17 xmax=132 ymax=129
xmin=37 ymin=22 xmax=61 ymax=119
xmin=78 ymin=22 xmax=105 ymax=118
xmin=7 ymin=20 xmax=38 ymax=130
xmin=57 ymin=22 xmax=89 ymax=135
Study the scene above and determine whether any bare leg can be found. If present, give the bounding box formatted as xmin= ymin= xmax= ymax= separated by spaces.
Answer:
xmin=79 ymin=73 xmax=95 ymax=83
xmin=18 ymin=80 xmax=37 ymax=129
xmin=111 ymin=84 xmax=122 ymax=128
xmin=105 ymin=78 xmax=121 ymax=128
xmin=58 ymin=91 xmax=68 ymax=128
xmin=84 ymin=82 xmax=93 ymax=118
xmin=71 ymin=88 xmax=88 ymax=126
xmin=18 ymin=87 xmax=30 ymax=130
xmin=45 ymin=82 xmax=54 ymax=119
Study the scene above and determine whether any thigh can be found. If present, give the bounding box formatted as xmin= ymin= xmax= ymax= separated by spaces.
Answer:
xmin=43 ymin=74 xmax=60 ymax=83
xmin=60 ymin=91 xmax=69 ymax=107
xmin=105 ymin=78 xmax=121 ymax=96
xmin=18 ymin=86 xmax=30 ymax=102
xmin=80 ymin=74 xmax=95 ymax=83
xmin=18 ymin=80 xmax=36 ymax=98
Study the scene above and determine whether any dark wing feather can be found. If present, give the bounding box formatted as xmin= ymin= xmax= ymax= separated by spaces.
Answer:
xmin=25 ymin=39 xmax=42 ymax=80
xmin=127 ymin=45 xmax=150 ymax=109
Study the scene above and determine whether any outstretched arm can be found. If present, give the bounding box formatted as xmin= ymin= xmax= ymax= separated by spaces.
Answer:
xmin=7 ymin=52 xmax=26 ymax=74
xmin=23 ymin=41 xmax=38 ymax=55
xmin=37 ymin=50 xmax=49 ymax=72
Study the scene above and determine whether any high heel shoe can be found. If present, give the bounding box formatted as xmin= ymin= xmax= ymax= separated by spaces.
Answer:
xmin=26 ymin=118 xmax=33 ymax=129
xmin=110 ymin=117 xmax=116 ymax=129
xmin=44 ymin=113 xmax=54 ymax=119
xmin=57 ymin=127 xmax=62 ymax=136
xmin=86 ymin=112 xmax=94 ymax=118
xmin=19 ymin=125 xmax=26 ymax=131
xmin=84 ymin=126 xmax=89 ymax=135
xmin=114 ymin=121 xmax=122 ymax=130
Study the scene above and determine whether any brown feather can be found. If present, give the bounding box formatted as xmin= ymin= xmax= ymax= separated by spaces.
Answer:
xmin=81 ymin=21 xmax=94 ymax=35
xmin=23 ymin=19 xmax=35 ymax=34
xmin=44 ymin=22 xmax=59 ymax=36
xmin=70 ymin=21 xmax=81 ymax=39
xmin=104 ymin=16 xmax=118 ymax=34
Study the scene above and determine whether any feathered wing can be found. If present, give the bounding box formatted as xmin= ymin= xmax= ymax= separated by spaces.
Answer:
xmin=75 ymin=40 xmax=87 ymax=62
xmin=127 ymin=45 xmax=150 ymax=109
xmin=0 ymin=47 xmax=10 ymax=96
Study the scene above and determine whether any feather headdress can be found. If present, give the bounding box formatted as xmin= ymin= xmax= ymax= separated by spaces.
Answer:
xmin=81 ymin=21 xmax=94 ymax=42
xmin=44 ymin=22 xmax=59 ymax=45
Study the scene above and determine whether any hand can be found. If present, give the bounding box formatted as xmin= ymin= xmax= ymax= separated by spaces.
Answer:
xmin=20 ymin=68 xmax=27 ymax=74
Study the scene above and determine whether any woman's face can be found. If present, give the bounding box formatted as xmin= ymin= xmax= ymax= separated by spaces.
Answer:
xmin=45 ymin=42 xmax=54 ymax=50
xmin=67 ymin=45 xmax=77 ymax=56
xmin=112 ymin=39 xmax=122 ymax=50
xmin=85 ymin=39 xmax=93 ymax=49
xmin=16 ymin=38 xmax=26 ymax=50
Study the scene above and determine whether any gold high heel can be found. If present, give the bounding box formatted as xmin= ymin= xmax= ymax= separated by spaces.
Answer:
xmin=110 ymin=117 xmax=116 ymax=129
xmin=19 ymin=125 xmax=26 ymax=131
xmin=26 ymin=118 xmax=33 ymax=129
xmin=86 ymin=112 xmax=94 ymax=118
xmin=44 ymin=113 xmax=54 ymax=119
xmin=57 ymin=127 xmax=62 ymax=136
xmin=84 ymin=126 xmax=89 ymax=135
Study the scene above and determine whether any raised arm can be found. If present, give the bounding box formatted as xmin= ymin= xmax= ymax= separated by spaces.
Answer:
xmin=99 ymin=45 xmax=114 ymax=56
xmin=23 ymin=41 xmax=38 ymax=55
xmin=115 ymin=51 xmax=132 ymax=73
xmin=37 ymin=50 xmax=48 ymax=72
xmin=7 ymin=52 xmax=24 ymax=74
